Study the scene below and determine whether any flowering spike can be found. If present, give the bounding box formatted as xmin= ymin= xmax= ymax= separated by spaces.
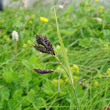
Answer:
xmin=33 ymin=45 xmax=50 ymax=54
xmin=12 ymin=31 xmax=19 ymax=41
xmin=35 ymin=34 xmax=55 ymax=55
xmin=33 ymin=68 xmax=54 ymax=74
xmin=44 ymin=36 xmax=55 ymax=55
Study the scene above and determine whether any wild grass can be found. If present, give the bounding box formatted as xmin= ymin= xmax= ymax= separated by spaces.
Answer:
xmin=0 ymin=0 xmax=110 ymax=110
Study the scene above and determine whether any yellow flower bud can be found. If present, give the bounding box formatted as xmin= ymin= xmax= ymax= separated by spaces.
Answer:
xmin=60 ymin=79 xmax=64 ymax=85
xmin=28 ymin=20 xmax=33 ymax=25
xmin=71 ymin=64 xmax=79 ymax=74
xmin=63 ymin=74 xmax=68 ymax=79
xmin=23 ymin=44 xmax=27 ymax=48
xmin=65 ymin=78 xmax=70 ymax=83
xmin=27 ymin=40 xmax=32 ymax=45
xmin=56 ymin=66 xmax=64 ymax=73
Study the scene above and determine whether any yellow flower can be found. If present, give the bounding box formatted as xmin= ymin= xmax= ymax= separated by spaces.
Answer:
xmin=94 ymin=0 xmax=99 ymax=2
xmin=106 ymin=68 xmax=110 ymax=76
xmin=71 ymin=64 xmax=79 ymax=74
xmin=23 ymin=44 xmax=27 ymax=48
xmin=40 ymin=17 xmax=48 ymax=22
xmin=27 ymin=40 xmax=32 ymax=45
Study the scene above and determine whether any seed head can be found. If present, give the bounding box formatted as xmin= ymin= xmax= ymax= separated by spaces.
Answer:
xmin=35 ymin=35 xmax=55 ymax=55
xmin=33 ymin=68 xmax=54 ymax=74
xmin=43 ymin=36 xmax=55 ymax=55
xmin=33 ymin=45 xmax=50 ymax=54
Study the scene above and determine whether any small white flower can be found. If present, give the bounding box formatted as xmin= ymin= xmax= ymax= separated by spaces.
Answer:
xmin=59 ymin=5 xmax=64 ymax=9
xmin=95 ymin=17 xmax=102 ymax=22
xmin=12 ymin=31 xmax=19 ymax=41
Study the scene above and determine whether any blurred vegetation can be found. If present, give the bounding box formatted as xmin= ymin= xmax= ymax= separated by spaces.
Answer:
xmin=0 ymin=0 xmax=110 ymax=110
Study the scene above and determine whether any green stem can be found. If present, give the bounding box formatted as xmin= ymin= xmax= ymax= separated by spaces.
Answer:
xmin=14 ymin=40 xmax=17 ymax=54
xmin=54 ymin=8 xmax=80 ymax=110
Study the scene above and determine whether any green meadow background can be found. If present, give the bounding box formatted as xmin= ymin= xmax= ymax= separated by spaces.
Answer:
xmin=0 ymin=0 xmax=110 ymax=110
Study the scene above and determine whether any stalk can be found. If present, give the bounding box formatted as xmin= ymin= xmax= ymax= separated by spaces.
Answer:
xmin=54 ymin=8 xmax=80 ymax=110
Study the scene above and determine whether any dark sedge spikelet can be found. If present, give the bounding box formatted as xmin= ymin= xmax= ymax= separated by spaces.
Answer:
xmin=33 ymin=35 xmax=55 ymax=75
xmin=36 ymin=35 xmax=48 ymax=49
xmin=44 ymin=36 xmax=55 ymax=55
xmin=33 ymin=45 xmax=50 ymax=54
xmin=33 ymin=68 xmax=54 ymax=74
xmin=35 ymin=35 xmax=55 ymax=55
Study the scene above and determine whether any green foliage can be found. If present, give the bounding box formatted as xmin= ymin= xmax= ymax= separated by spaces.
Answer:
xmin=0 ymin=0 xmax=110 ymax=110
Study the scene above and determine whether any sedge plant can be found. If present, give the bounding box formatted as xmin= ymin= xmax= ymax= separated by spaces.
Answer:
xmin=54 ymin=8 xmax=80 ymax=110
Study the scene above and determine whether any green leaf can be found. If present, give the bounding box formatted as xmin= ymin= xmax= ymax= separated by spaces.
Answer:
xmin=13 ymin=89 xmax=23 ymax=100
xmin=67 ymin=5 xmax=73 ymax=13
xmin=22 ymin=59 xmax=32 ymax=70
xmin=0 ymin=87 xmax=10 ymax=101
xmin=2 ymin=72 xmax=13 ymax=83
xmin=8 ymin=99 xmax=17 ymax=110
xmin=21 ymin=72 xmax=32 ymax=88
xmin=22 ymin=96 xmax=31 ymax=107
xmin=29 ymin=55 xmax=38 ymax=64
xmin=27 ymin=89 xmax=35 ymax=102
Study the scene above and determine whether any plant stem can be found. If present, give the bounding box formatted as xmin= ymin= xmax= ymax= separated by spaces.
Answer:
xmin=73 ymin=89 xmax=80 ymax=110
xmin=54 ymin=55 xmax=70 ymax=80
xmin=54 ymin=8 xmax=80 ymax=110
xmin=14 ymin=40 xmax=17 ymax=54
xmin=55 ymin=55 xmax=80 ymax=110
